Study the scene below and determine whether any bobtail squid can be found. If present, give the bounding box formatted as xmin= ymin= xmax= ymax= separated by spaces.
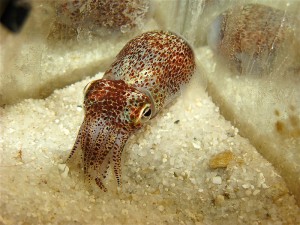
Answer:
xmin=207 ymin=4 xmax=294 ymax=75
xmin=66 ymin=31 xmax=195 ymax=191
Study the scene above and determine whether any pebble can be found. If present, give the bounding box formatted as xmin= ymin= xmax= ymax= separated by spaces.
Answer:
xmin=212 ymin=176 xmax=222 ymax=185
xmin=209 ymin=150 xmax=235 ymax=169
xmin=158 ymin=205 xmax=165 ymax=212
xmin=253 ymin=190 xmax=260 ymax=196
xmin=215 ymin=195 xmax=225 ymax=205
xmin=242 ymin=183 xmax=251 ymax=189
xmin=61 ymin=165 xmax=69 ymax=178
xmin=58 ymin=164 xmax=66 ymax=171
xmin=192 ymin=142 xmax=201 ymax=149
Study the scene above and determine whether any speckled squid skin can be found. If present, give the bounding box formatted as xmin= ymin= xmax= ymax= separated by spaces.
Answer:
xmin=207 ymin=4 xmax=293 ymax=74
xmin=67 ymin=31 xmax=195 ymax=191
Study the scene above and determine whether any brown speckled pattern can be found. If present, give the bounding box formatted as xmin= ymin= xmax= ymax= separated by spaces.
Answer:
xmin=56 ymin=0 xmax=149 ymax=30
xmin=67 ymin=31 xmax=195 ymax=191
xmin=211 ymin=4 xmax=292 ymax=74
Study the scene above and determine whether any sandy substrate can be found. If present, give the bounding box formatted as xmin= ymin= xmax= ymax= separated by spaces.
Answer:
xmin=0 ymin=72 xmax=299 ymax=224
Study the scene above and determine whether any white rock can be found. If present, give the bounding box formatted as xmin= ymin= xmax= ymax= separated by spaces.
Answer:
xmin=212 ymin=176 xmax=222 ymax=185
xmin=61 ymin=165 xmax=69 ymax=178
xmin=158 ymin=205 xmax=164 ymax=212
xmin=192 ymin=142 xmax=201 ymax=149
xmin=253 ymin=190 xmax=260 ymax=196
xmin=242 ymin=183 xmax=250 ymax=189
xmin=58 ymin=164 xmax=66 ymax=171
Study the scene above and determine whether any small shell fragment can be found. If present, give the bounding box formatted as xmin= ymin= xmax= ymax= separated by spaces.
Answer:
xmin=209 ymin=150 xmax=235 ymax=169
xmin=212 ymin=176 xmax=222 ymax=185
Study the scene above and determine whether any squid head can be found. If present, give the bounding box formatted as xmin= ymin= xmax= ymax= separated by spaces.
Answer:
xmin=67 ymin=79 xmax=152 ymax=191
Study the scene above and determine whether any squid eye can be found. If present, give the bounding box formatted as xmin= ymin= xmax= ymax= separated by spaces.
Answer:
xmin=139 ymin=105 xmax=152 ymax=123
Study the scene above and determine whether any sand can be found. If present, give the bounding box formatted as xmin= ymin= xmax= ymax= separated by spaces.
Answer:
xmin=1 ymin=71 xmax=299 ymax=224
